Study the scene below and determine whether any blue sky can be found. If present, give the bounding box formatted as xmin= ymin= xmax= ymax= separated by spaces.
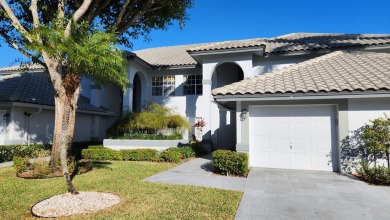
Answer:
xmin=1 ymin=0 xmax=389 ymax=68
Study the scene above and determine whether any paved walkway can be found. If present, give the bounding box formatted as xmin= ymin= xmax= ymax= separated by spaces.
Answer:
xmin=145 ymin=155 xmax=246 ymax=191
xmin=146 ymin=156 xmax=390 ymax=220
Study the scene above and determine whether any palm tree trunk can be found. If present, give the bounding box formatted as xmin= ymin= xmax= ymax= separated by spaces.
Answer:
xmin=51 ymin=74 xmax=81 ymax=194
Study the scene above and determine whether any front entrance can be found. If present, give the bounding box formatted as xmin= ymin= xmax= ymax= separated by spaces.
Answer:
xmin=249 ymin=105 xmax=338 ymax=171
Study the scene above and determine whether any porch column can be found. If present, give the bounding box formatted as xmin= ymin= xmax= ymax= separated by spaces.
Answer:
xmin=202 ymin=62 xmax=218 ymax=151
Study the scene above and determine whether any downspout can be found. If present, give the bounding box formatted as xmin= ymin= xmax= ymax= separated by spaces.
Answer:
xmin=24 ymin=108 xmax=42 ymax=146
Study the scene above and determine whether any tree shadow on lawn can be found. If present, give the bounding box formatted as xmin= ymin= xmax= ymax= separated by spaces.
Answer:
xmin=70 ymin=161 xmax=112 ymax=181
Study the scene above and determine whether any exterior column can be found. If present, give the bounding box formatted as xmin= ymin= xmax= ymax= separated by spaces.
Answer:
xmin=122 ymin=83 xmax=134 ymax=112
xmin=202 ymin=62 xmax=218 ymax=152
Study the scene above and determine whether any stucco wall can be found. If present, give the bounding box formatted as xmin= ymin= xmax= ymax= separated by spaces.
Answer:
xmin=0 ymin=106 xmax=112 ymax=145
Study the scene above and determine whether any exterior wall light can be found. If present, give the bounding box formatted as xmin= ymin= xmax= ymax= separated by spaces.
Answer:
xmin=3 ymin=113 xmax=9 ymax=121
xmin=240 ymin=109 xmax=248 ymax=121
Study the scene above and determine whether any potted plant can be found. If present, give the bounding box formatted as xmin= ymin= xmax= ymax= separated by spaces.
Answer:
xmin=193 ymin=118 xmax=206 ymax=141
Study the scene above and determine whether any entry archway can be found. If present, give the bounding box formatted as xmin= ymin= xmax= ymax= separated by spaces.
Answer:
xmin=132 ymin=73 xmax=142 ymax=112
xmin=211 ymin=62 xmax=244 ymax=149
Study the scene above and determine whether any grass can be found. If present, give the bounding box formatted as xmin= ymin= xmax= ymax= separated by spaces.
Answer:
xmin=0 ymin=161 xmax=242 ymax=219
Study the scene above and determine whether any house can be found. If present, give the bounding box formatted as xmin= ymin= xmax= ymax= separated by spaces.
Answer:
xmin=123 ymin=33 xmax=390 ymax=173
xmin=0 ymin=70 xmax=122 ymax=145
xmin=1 ymin=32 xmax=390 ymax=173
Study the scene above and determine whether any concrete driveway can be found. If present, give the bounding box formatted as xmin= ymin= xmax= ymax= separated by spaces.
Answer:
xmin=236 ymin=168 xmax=390 ymax=220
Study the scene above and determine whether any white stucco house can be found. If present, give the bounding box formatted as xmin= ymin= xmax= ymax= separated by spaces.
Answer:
xmin=0 ymin=65 xmax=122 ymax=145
xmin=1 ymin=32 xmax=390 ymax=173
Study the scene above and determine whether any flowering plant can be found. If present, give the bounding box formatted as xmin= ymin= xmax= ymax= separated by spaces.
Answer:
xmin=193 ymin=119 xmax=206 ymax=128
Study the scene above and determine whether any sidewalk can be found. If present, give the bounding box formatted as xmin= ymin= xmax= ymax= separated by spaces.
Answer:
xmin=145 ymin=155 xmax=246 ymax=191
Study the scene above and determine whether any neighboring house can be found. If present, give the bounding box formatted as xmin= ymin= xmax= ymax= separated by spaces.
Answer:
xmin=0 ymin=71 xmax=121 ymax=145
xmin=1 ymin=32 xmax=390 ymax=173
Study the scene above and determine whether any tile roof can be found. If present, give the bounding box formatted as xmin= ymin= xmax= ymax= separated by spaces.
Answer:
xmin=134 ymin=44 xmax=204 ymax=67
xmin=187 ymin=38 xmax=266 ymax=53
xmin=212 ymin=51 xmax=390 ymax=96
xmin=133 ymin=33 xmax=390 ymax=67
xmin=265 ymin=33 xmax=390 ymax=53
xmin=0 ymin=73 xmax=108 ymax=113
xmin=0 ymin=63 xmax=44 ymax=72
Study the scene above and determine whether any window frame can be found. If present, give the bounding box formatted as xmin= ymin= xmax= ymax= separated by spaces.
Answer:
xmin=152 ymin=76 xmax=175 ymax=96
xmin=183 ymin=75 xmax=202 ymax=95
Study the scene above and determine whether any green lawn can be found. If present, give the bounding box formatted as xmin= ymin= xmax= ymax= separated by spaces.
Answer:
xmin=0 ymin=161 xmax=242 ymax=219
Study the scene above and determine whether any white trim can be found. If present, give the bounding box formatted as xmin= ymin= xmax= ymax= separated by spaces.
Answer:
xmin=236 ymin=101 xmax=242 ymax=143
xmin=215 ymin=93 xmax=390 ymax=102
xmin=0 ymin=102 xmax=115 ymax=116
xmin=189 ymin=47 xmax=264 ymax=56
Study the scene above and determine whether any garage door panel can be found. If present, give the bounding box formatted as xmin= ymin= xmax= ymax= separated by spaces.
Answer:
xmin=250 ymin=105 xmax=337 ymax=171
xmin=292 ymin=138 xmax=311 ymax=152
xmin=273 ymin=122 xmax=289 ymax=136
xmin=292 ymin=122 xmax=310 ymax=136
xmin=252 ymin=137 xmax=270 ymax=153
xmin=253 ymin=121 xmax=269 ymax=134
xmin=273 ymin=138 xmax=290 ymax=152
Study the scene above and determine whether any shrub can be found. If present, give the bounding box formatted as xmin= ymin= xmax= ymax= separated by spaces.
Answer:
xmin=0 ymin=144 xmax=51 ymax=163
xmin=81 ymin=148 xmax=122 ymax=160
xmin=88 ymin=145 xmax=105 ymax=149
xmin=107 ymin=102 xmax=189 ymax=138
xmin=121 ymin=149 xmax=159 ymax=161
xmin=212 ymin=150 xmax=249 ymax=177
xmin=356 ymin=162 xmax=390 ymax=185
xmin=165 ymin=147 xmax=196 ymax=159
xmin=160 ymin=149 xmax=181 ymax=163
xmin=189 ymin=141 xmax=207 ymax=157
xmin=31 ymin=150 xmax=52 ymax=177
xmin=115 ymin=132 xmax=182 ymax=140
xmin=13 ymin=156 xmax=29 ymax=173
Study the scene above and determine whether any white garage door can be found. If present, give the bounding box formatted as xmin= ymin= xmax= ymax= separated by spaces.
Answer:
xmin=249 ymin=105 xmax=337 ymax=171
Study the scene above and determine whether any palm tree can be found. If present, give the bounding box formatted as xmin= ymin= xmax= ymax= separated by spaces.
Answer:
xmin=29 ymin=25 xmax=128 ymax=194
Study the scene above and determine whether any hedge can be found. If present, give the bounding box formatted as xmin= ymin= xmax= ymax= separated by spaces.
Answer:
xmin=212 ymin=150 xmax=249 ymax=177
xmin=160 ymin=150 xmax=182 ymax=163
xmin=0 ymin=144 xmax=51 ymax=163
xmin=81 ymin=145 xmax=201 ymax=163
xmin=121 ymin=149 xmax=159 ymax=161
xmin=164 ymin=146 xmax=196 ymax=159
xmin=81 ymin=148 xmax=122 ymax=160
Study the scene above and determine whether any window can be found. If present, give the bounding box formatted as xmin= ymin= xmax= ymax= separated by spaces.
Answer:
xmin=184 ymin=75 xmax=202 ymax=95
xmin=152 ymin=76 xmax=175 ymax=96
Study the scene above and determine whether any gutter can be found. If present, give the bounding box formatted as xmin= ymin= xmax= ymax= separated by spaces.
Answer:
xmin=0 ymin=102 xmax=116 ymax=116
xmin=188 ymin=46 xmax=265 ymax=56
xmin=213 ymin=92 xmax=390 ymax=102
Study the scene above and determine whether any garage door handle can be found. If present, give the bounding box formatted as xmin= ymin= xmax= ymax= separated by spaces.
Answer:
xmin=290 ymin=145 xmax=292 ymax=149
